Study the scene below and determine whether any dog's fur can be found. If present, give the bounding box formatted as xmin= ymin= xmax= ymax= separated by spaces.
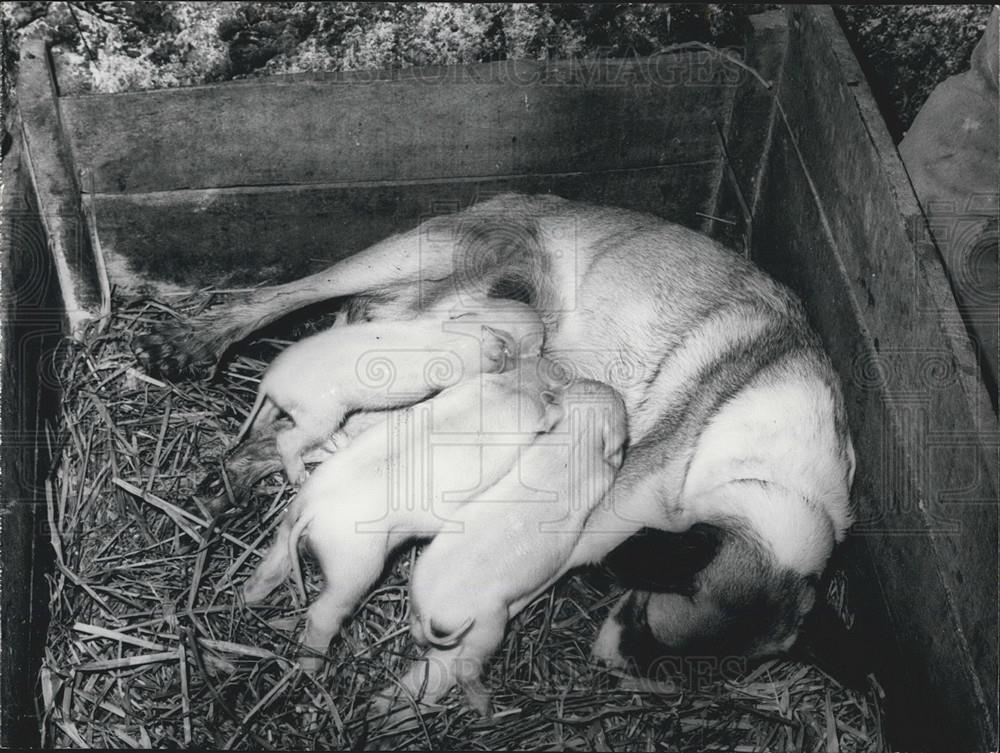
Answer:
xmin=137 ymin=193 xmax=855 ymax=682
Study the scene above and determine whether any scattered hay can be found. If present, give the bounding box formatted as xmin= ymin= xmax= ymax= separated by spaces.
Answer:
xmin=41 ymin=292 xmax=888 ymax=751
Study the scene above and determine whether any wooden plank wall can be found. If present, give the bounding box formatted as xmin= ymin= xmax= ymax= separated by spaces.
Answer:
xmin=0 ymin=124 xmax=64 ymax=749
xmin=707 ymin=10 xmax=787 ymax=253
xmin=16 ymin=37 xmax=105 ymax=335
xmin=56 ymin=55 xmax=742 ymax=293
xmin=756 ymin=7 xmax=998 ymax=751
xmin=61 ymin=58 xmax=733 ymax=192
xmin=89 ymin=167 xmax=715 ymax=291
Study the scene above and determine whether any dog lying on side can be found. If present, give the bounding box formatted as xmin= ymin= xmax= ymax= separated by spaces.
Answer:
xmin=137 ymin=193 xmax=855 ymax=677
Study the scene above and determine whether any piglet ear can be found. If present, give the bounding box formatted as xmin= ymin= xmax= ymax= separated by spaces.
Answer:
xmin=789 ymin=600 xmax=871 ymax=691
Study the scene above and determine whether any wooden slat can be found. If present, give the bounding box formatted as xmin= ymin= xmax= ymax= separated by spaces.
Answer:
xmin=763 ymin=7 xmax=998 ymax=751
xmin=90 ymin=164 xmax=717 ymax=293
xmin=0 ymin=121 xmax=66 ymax=749
xmin=15 ymin=36 xmax=106 ymax=334
xmin=759 ymin=129 xmax=990 ymax=753
xmin=60 ymin=56 xmax=736 ymax=194
xmin=707 ymin=9 xmax=788 ymax=251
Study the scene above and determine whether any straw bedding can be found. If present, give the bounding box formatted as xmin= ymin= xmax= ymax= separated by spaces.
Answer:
xmin=40 ymin=291 xmax=888 ymax=751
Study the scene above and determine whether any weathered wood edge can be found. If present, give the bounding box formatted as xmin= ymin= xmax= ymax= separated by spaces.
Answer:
xmin=15 ymin=35 xmax=108 ymax=337
xmin=0 ymin=119 xmax=63 ymax=749
xmin=59 ymin=51 xmax=735 ymax=95
xmin=708 ymin=9 xmax=788 ymax=252
xmin=816 ymin=5 xmax=997 ymax=444
xmin=803 ymin=9 xmax=998 ymax=740
xmin=786 ymin=5 xmax=998 ymax=749
xmin=88 ymin=162 xmax=718 ymax=293
xmin=59 ymin=54 xmax=735 ymax=195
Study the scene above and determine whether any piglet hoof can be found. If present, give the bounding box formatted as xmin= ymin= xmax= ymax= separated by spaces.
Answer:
xmin=242 ymin=567 xmax=286 ymax=605
xmin=368 ymin=690 xmax=398 ymax=718
xmin=133 ymin=316 xmax=240 ymax=381
xmin=297 ymin=653 xmax=325 ymax=675
xmin=241 ymin=580 xmax=270 ymax=605
xmin=460 ymin=680 xmax=493 ymax=718
xmin=278 ymin=451 xmax=309 ymax=486
xmin=369 ymin=688 xmax=443 ymax=728
xmin=604 ymin=442 xmax=626 ymax=469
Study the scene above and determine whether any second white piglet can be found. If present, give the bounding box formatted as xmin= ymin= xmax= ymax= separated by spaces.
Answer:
xmin=234 ymin=299 xmax=542 ymax=483
xmin=396 ymin=379 xmax=628 ymax=715
xmin=242 ymin=357 xmax=565 ymax=671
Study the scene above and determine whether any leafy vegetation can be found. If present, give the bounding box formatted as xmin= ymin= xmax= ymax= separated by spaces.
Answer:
xmin=837 ymin=4 xmax=993 ymax=140
xmin=3 ymin=3 xmax=765 ymax=92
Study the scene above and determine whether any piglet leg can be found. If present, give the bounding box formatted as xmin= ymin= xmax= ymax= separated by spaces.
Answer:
xmin=243 ymin=517 xmax=296 ymax=603
xmin=298 ymin=533 xmax=388 ymax=673
xmin=375 ymin=609 xmax=506 ymax=717
xmin=452 ymin=610 xmax=507 ymax=717
xmin=374 ymin=646 xmax=464 ymax=714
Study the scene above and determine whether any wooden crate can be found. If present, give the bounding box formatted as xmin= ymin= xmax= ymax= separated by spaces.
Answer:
xmin=3 ymin=6 xmax=995 ymax=750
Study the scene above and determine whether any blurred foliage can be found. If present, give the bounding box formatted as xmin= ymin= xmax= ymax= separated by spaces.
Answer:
xmin=2 ymin=2 xmax=232 ymax=94
xmin=2 ymin=2 xmax=764 ymax=92
xmin=1 ymin=2 xmax=992 ymax=139
xmin=837 ymin=4 xmax=992 ymax=141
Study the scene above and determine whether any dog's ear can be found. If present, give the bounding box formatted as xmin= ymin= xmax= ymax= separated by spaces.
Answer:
xmin=788 ymin=599 xmax=871 ymax=691
xmin=603 ymin=524 xmax=723 ymax=595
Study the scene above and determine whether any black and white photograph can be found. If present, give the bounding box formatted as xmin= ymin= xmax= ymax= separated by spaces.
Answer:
xmin=0 ymin=3 xmax=996 ymax=750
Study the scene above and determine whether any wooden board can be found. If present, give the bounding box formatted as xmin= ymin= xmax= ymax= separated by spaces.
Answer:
xmin=15 ymin=37 xmax=106 ymax=336
xmin=760 ymin=7 xmax=998 ymax=751
xmin=0 ymin=126 xmax=64 ymax=749
xmin=61 ymin=56 xmax=738 ymax=195
xmin=90 ymin=164 xmax=718 ymax=292
xmin=707 ymin=9 xmax=787 ymax=252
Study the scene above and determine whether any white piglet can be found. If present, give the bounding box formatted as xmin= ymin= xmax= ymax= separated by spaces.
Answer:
xmin=234 ymin=312 xmax=527 ymax=484
xmin=397 ymin=379 xmax=628 ymax=715
xmin=242 ymin=357 xmax=565 ymax=671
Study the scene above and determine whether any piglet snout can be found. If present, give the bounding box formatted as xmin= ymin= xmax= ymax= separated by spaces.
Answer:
xmin=427 ymin=615 xmax=475 ymax=649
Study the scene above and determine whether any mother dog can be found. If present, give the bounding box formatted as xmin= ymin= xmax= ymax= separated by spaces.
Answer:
xmin=136 ymin=193 xmax=855 ymax=670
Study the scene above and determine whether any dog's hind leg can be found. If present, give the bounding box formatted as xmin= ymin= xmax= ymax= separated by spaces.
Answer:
xmin=135 ymin=196 xmax=548 ymax=380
